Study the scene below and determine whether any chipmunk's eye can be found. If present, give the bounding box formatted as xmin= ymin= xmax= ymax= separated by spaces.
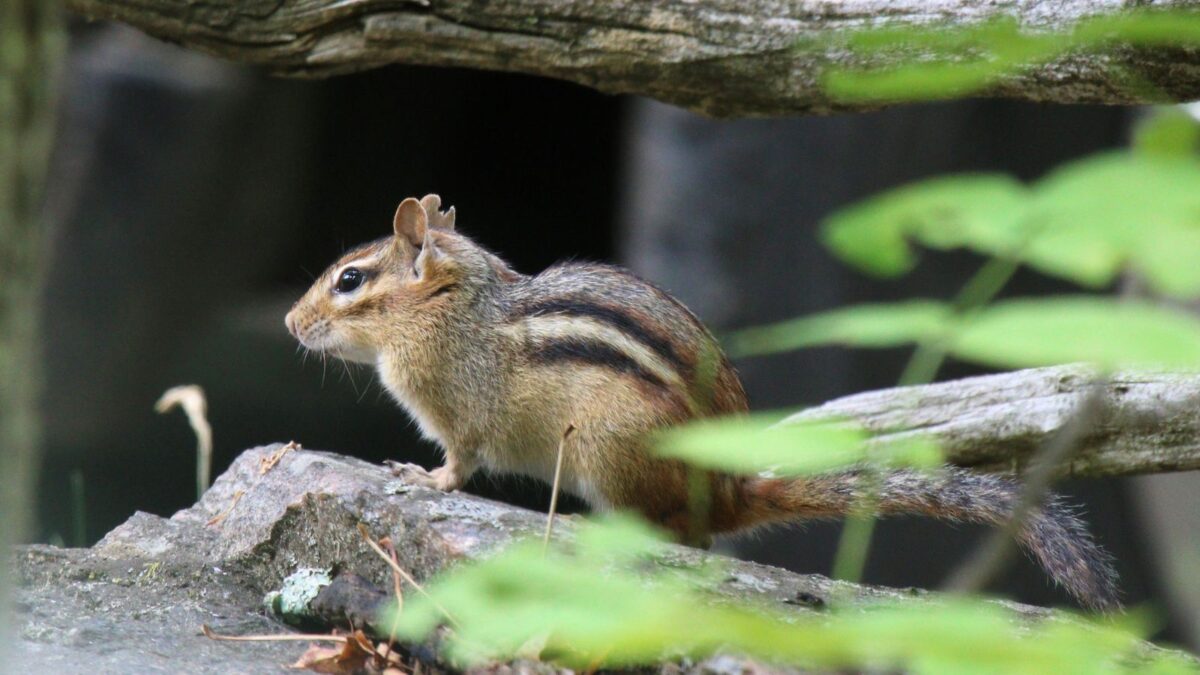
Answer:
xmin=334 ymin=267 xmax=365 ymax=294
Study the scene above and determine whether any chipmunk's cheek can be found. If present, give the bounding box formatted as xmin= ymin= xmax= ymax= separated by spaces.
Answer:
xmin=326 ymin=327 xmax=379 ymax=364
xmin=329 ymin=332 xmax=376 ymax=362
xmin=295 ymin=329 xmax=323 ymax=352
xmin=338 ymin=346 xmax=378 ymax=364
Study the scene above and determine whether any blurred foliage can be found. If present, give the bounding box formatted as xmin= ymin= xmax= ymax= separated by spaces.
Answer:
xmin=821 ymin=175 xmax=1026 ymax=277
xmin=954 ymin=297 xmax=1200 ymax=370
xmin=391 ymin=517 xmax=1192 ymax=673
xmin=654 ymin=413 xmax=941 ymax=476
xmin=391 ymin=14 xmax=1200 ymax=672
xmin=819 ymin=152 xmax=1200 ymax=296
xmin=728 ymin=300 xmax=951 ymax=355
xmin=823 ymin=10 xmax=1200 ymax=103
xmin=1133 ymin=108 xmax=1200 ymax=158
xmin=733 ymin=109 xmax=1200 ymax=375
xmin=731 ymin=295 xmax=1200 ymax=370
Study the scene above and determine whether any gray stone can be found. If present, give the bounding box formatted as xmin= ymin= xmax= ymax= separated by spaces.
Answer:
xmin=11 ymin=444 xmax=1189 ymax=672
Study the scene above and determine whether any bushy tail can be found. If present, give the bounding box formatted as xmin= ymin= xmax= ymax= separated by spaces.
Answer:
xmin=733 ymin=467 xmax=1120 ymax=611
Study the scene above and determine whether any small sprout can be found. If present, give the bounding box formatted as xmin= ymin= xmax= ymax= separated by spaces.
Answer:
xmin=155 ymin=384 xmax=212 ymax=500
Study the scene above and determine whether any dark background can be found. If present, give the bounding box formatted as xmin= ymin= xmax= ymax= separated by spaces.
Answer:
xmin=35 ymin=21 xmax=1199 ymax=648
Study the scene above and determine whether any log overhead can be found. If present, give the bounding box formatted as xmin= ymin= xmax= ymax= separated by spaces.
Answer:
xmin=65 ymin=0 xmax=1200 ymax=117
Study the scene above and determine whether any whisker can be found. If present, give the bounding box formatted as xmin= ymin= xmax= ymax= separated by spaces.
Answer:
xmin=340 ymin=358 xmax=362 ymax=399
xmin=354 ymin=368 xmax=374 ymax=405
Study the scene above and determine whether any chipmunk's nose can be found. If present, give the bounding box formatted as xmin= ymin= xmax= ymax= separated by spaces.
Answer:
xmin=284 ymin=309 xmax=299 ymax=338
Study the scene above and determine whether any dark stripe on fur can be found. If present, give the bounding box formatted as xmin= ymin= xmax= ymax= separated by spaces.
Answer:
xmin=518 ymin=298 xmax=690 ymax=376
xmin=529 ymin=338 xmax=669 ymax=391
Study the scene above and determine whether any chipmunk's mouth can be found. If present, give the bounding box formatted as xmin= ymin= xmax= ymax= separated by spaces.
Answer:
xmin=285 ymin=312 xmax=377 ymax=364
xmin=284 ymin=309 xmax=320 ymax=347
xmin=285 ymin=312 xmax=332 ymax=352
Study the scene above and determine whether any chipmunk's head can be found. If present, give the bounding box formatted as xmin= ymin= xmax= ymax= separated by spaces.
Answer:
xmin=286 ymin=194 xmax=512 ymax=363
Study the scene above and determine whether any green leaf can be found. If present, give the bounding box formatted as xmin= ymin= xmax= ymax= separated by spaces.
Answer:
xmin=951 ymin=297 xmax=1200 ymax=370
xmin=820 ymin=175 xmax=1027 ymax=277
xmin=820 ymin=201 xmax=916 ymax=277
xmin=729 ymin=296 xmax=1200 ymax=372
xmin=655 ymin=415 xmax=860 ymax=476
xmin=388 ymin=518 xmax=1189 ymax=672
xmin=1072 ymin=11 xmax=1200 ymax=48
xmin=822 ymin=17 xmax=1063 ymax=103
xmin=825 ymin=60 xmax=1005 ymax=103
xmin=654 ymin=414 xmax=942 ymax=476
xmin=820 ymin=151 xmax=1200 ymax=298
xmin=1134 ymin=226 xmax=1200 ymax=298
xmin=823 ymin=10 xmax=1200 ymax=106
xmin=1132 ymin=108 xmax=1200 ymax=159
xmin=727 ymin=300 xmax=952 ymax=357
xmin=1022 ymin=153 xmax=1200 ymax=293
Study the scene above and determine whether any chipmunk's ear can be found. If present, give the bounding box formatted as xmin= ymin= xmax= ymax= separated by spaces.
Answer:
xmin=393 ymin=197 xmax=428 ymax=247
xmin=420 ymin=194 xmax=456 ymax=231
xmin=413 ymin=227 xmax=446 ymax=278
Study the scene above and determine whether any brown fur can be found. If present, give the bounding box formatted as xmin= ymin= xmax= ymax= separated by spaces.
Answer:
xmin=286 ymin=195 xmax=1120 ymax=611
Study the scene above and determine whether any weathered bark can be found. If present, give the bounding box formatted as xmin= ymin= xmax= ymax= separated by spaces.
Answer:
xmin=63 ymin=0 xmax=1200 ymax=117
xmin=12 ymin=445 xmax=1192 ymax=671
xmin=0 ymin=0 xmax=65 ymax=662
xmin=784 ymin=365 xmax=1200 ymax=478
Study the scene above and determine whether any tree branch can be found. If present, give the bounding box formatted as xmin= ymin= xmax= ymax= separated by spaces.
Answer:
xmin=65 ymin=0 xmax=1200 ymax=117
xmin=783 ymin=365 xmax=1200 ymax=478
xmin=1 ymin=1 xmax=65 ymax=656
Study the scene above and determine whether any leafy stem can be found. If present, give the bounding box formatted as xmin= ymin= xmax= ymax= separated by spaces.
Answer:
xmin=832 ymin=252 xmax=1021 ymax=583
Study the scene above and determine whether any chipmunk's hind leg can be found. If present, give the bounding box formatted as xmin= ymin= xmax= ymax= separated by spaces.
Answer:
xmin=585 ymin=440 xmax=735 ymax=549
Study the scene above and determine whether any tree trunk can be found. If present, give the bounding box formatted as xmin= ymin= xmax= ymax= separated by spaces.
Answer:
xmin=0 ymin=0 xmax=65 ymax=660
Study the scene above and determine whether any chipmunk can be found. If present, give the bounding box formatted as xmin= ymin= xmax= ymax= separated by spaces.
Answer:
xmin=285 ymin=195 xmax=1120 ymax=611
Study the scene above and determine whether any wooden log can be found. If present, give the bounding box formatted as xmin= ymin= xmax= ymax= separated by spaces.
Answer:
xmin=65 ymin=0 xmax=1200 ymax=117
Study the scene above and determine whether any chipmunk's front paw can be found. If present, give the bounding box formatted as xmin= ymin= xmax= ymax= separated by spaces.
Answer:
xmin=426 ymin=465 xmax=467 ymax=492
xmin=386 ymin=461 xmax=467 ymax=492
xmin=386 ymin=461 xmax=440 ymax=489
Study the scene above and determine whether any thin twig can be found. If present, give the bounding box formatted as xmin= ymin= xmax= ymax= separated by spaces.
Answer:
xmin=380 ymin=536 xmax=404 ymax=661
xmin=205 ymin=489 xmax=245 ymax=528
xmin=382 ymin=537 xmax=404 ymax=617
xmin=899 ymin=254 xmax=1021 ymax=386
xmin=543 ymin=424 xmax=575 ymax=554
xmin=943 ymin=378 xmax=1109 ymax=594
xmin=829 ymin=470 xmax=882 ymax=583
xmin=357 ymin=523 xmax=459 ymax=627
xmin=259 ymin=440 xmax=300 ymax=475
xmin=70 ymin=469 xmax=86 ymax=547
xmin=833 ymin=253 xmax=1023 ymax=582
